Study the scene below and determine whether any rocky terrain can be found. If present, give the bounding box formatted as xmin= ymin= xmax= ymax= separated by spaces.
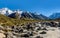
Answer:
xmin=0 ymin=21 xmax=60 ymax=38
xmin=0 ymin=8 xmax=60 ymax=38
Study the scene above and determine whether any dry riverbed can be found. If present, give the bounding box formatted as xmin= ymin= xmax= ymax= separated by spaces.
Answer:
xmin=40 ymin=27 xmax=60 ymax=38
xmin=0 ymin=21 xmax=60 ymax=38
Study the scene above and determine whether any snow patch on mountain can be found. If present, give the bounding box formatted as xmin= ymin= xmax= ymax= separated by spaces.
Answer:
xmin=0 ymin=8 xmax=13 ymax=15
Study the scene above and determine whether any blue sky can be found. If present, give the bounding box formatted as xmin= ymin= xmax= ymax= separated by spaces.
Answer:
xmin=0 ymin=0 xmax=60 ymax=16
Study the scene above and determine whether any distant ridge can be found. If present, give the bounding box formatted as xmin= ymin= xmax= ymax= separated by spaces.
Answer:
xmin=49 ymin=13 xmax=60 ymax=19
xmin=0 ymin=8 xmax=49 ymax=20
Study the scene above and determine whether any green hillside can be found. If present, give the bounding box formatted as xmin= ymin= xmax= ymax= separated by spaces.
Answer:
xmin=0 ymin=14 xmax=41 ymax=26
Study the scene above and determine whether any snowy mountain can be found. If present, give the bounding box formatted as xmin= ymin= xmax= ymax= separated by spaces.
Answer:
xmin=49 ymin=13 xmax=60 ymax=19
xmin=0 ymin=8 xmax=49 ymax=20
xmin=8 ymin=10 xmax=23 ymax=18
xmin=0 ymin=8 xmax=13 ymax=16
xmin=37 ymin=14 xmax=50 ymax=20
xmin=18 ymin=12 xmax=49 ymax=20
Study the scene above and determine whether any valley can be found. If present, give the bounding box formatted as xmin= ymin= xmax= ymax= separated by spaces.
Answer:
xmin=0 ymin=21 xmax=60 ymax=38
xmin=0 ymin=8 xmax=60 ymax=38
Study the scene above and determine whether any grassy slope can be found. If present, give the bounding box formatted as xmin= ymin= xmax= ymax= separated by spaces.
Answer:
xmin=1 ymin=14 xmax=59 ymax=26
xmin=0 ymin=14 xmax=15 ymax=25
xmin=0 ymin=14 xmax=41 ymax=26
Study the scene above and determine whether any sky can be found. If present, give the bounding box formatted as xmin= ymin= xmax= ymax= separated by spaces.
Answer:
xmin=0 ymin=0 xmax=60 ymax=16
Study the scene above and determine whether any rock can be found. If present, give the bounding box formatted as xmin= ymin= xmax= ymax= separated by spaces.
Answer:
xmin=27 ymin=31 xmax=33 ymax=36
xmin=5 ymin=32 xmax=13 ymax=38
xmin=0 ymin=25 xmax=4 ymax=30
xmin=33 ymin=31 xmax=38 ymax=35
xmin=23 ymin=30 xmax=28 ymax=33
xmin=35 ymin=27 xmax=41 ymax=31
xmin=11 ymin=26 xmax=14 ymax=29
xmin=35 ymin=36 xmax=43 ymax=38
xmin=26 ymin=24 xmax=34 ymax=30
xmin=20 ymin=33 xmax=29 ymax=37
xmin=42 ymin=28 xmax=47 ymax=30
xmin=58 ymin=22 xmax=60 ymax=27
xmin=19 ymin=29 xmax=23 ymax=33
xmin=40 ymin=31 xmax=46 ymax=34
xmin=50 ymin=22 xmax=56 ymax=27
xmin=0 ymin=30 xmax=5 ymax=33
xmin=0 ymin=33 xmax=5 ymax=38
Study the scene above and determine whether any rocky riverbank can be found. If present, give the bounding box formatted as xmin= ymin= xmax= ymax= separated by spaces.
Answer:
xmin=0 ymin=21 xmax=60 ymax=38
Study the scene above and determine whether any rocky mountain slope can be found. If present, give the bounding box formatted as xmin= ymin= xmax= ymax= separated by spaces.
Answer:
xmin=0 ymin=8 xmax=49 ymax=20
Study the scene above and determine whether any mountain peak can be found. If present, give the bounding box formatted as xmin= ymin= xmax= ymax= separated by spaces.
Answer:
xmin=0 ymin=8 xmax=49 ymax=20
xmin=15 ymin=9 xmax=23 ymax=14
xmin=2 ymin=8 xmax=9 ymax=10
xmin=49 ymin=13 xmax=60 ymax=19
xmin=0 ymin=8 xmax=13 ymax=15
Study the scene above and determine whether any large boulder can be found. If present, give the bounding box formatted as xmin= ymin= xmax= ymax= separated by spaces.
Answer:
xmin=40 ymin=31 xmax=46 ymax=34
xmin=0 ymin=33 xmax=5 ymax=38
xmin=20 ymin=33 xmax=29 ymax=37
xmin=35 ymin=36 xmax=43 ymax=38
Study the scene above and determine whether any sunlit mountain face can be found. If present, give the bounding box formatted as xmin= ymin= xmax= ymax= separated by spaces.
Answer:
xmin=0 ymin=8 xmax=50 ymax=20
xmin=1 ymin=8 xmax=60 ymax=20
